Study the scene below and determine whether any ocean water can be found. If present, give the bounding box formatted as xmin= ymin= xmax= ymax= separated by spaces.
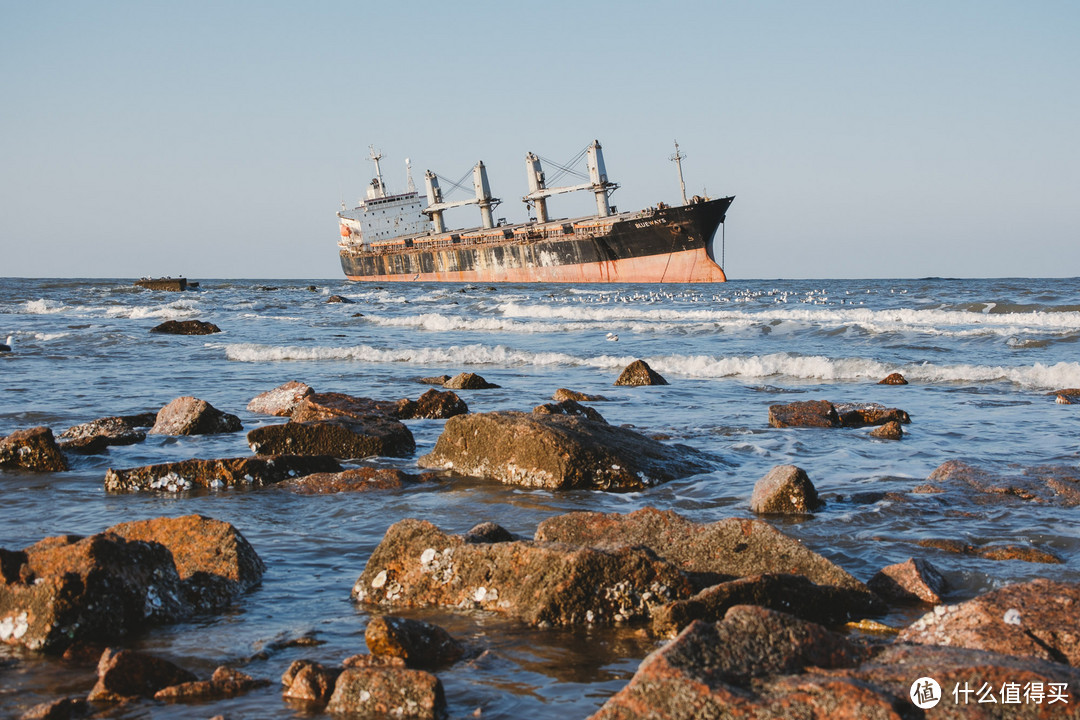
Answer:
xmin=1 ymin=276 xmax=1079 ymax=718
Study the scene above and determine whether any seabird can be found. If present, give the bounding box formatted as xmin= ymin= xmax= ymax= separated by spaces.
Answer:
xmin=606 ymin=332 xmax=619 ymax=342
xmin=0 ymin=335 xmax=11 ymax=353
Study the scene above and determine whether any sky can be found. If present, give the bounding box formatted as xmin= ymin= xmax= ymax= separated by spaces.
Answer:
xmin=1 ymin=1 xmax=1077 ymax=279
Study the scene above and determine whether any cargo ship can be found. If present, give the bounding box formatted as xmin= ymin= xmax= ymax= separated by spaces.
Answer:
xmin=337 ymin=140 xmax=733 ymax=283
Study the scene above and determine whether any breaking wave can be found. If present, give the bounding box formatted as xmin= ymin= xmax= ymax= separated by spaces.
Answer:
xmin=22 ymin=299 xmax=67 ymax=314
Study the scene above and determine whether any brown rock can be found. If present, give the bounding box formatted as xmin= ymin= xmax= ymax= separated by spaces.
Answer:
xmin=154 ymin=666 xmax=269 ymax=701
xmin=532 ymin=399 xmax=607 ymax=423
xmin=462 ymin=522 xmax=516 ymax=544
xmin=149 ymin=396 xmax=242 ymax=435
xmin=553 ymin=388 xmax=609 ymax=402
xmin=397 ymin=388 xmax=469 ymax=419
xmin=352 ymin=518 xmax=696 ymax=627
xmin=898 ymin=578 xmax=1080 ymax=665
xmin=867 ymin=558 xmax=947 ymax=604
xmin=365 ymin=615 xmax=464 ymax=668
xmin=443 ymin=372 xmax=499 ymax=389
xmin=928 ymin=459 xmax=1080 ymax=507
xmin=57 ymin=414 xmax=154 ymax=454
xmin=651 ymin=574 xmax=883 ymax=638
xmin=281 ymin=659 xmax=341 ymax=705
xmin=835 ymin=403 xmax=911 ymax=427
xmin=614 ymin=359 xmax=668 ymax=386
xmin=246 ymin=380 xmax=314 ymax=416
xmin=917 ymin=538 xmax=1063 ymax=564
xmin=149 ymin=319 xmax=221 ymax=335
xmin=103 ymin=454 xmax=341 ymax=492
xmin=419 ymin=375 xmax=451 ymax=386
xmin=247 ymin=419 xmax=415 ymax=459
xmin=534 ymin=507 xmax=869 ymax=593
xmin=418 ymin=411 xmax=708 ymax=490
xmin=749 ymin=465 xmax=822 ymax=515
xmin=326 ymin=294 xmax=354 ymax=303
xmin=281 ymin=466 xmax=428 ymax=494
xmin=17 ymin=698 xmax=89 ymax=720
xmin=767 ymin=400 xmax=839 ymax=428
xmin=878 ymin=372 xmax=909 ymax=385
xmin=343 ymin=654 xmax=408 ymax=668
xmin=326 ymin=667 xmax=446 ymax=719
xmin=289 ymin=392 xmax=399 ymax=422
xmin=1050 ymin=388 xmax=1080 ymax=403
xmin=868 ymin=420 xmax=903 ymax=439
xmin=0 ymin=427 xmax=67 ymax=472
xmin=87 ymin=648 xmax=197 ymax=702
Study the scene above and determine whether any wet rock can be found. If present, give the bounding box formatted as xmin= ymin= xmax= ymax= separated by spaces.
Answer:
xmin=17 ymin=697 xmax=89 ymax=720
xmin=326 ymin=667 xmax=446 ymax=720
xmin=534 ymin=507 xmax=870 ymax=593
xmin=614 ymin=359 xmax=668 ymax=386
xmin=917 ymin=538 xmax=1063 ymax=564
xmin=343 ymin=654 xmax=408 ymax=668
xmin=281 ymin=466 xmax=432 ymax=494
xmin=532 ymin=399 xmax=607 ymax=423
xmin=418 ymin=411 xmax=709 ymax=490
xmin=396 ymin=388 xmax=469 ymax=419
xmin=928 ymin=459 xmax=1080 ymax=506
xmin=868 ymin=420 xmax=903 ymax=439
xmin=651 ymin=574 xmax=882 ymax=637
xmin=104 ymin=454 xmax=341 ymax=492
xmin=1050 ymin=388 xmax=1080 ymax=403
xmin=246 ymin=380 xmax=314 ymax=416
xmin=768 ymin=400 xmax=910 ymax=429
xmin=149 ymin=396 xmax=242 ymax=435
xmin=155 ymin=666 xmax=269 ymax=701
xmin=899 ymin=579 xmax=1080 ymax=665
xmin=247 ymin=419 xmax=415 ymax=459
xmin=352 ymin=518 xmax=696 ymax=627
xmin=290 ymin=392 xmax=399 ymax=422
xmin=442 ymin=372 xmax=499 ymax=389
xmin=0 ymin=515 xmax=263 ymax=652
xmin=462 ymin=522 xmax=517 ymax=544
xmin=749 ymin=464 xmax=823 ymax=515
xmin=867 ymin=558 xmax=946 ymax=604
xmin=57 ymin=414 xmax=155 ymax=454
xmin=835 ymin=402 xmax=911 ymax=427
xmin=326 ymin=294 xmax=354 ymax=303
xmin=878 ymin=372 xmax=909 ymax=385
xmin=87 ymin=648 xmax=197 ymax=702
xmin=419 ymin=375 xmax=451 ymax=386
xmin=282 ymin=659 xmax=341 ymax=705
xmin=0 ymin=426 xmax=67 ymax=471
xmin=553 ymin=388 xmax=609 ymax=402
xmin=365 ymin=615 xmax=464 ymax=668
xmin=149 ymin=319 xmax=221 ymax=335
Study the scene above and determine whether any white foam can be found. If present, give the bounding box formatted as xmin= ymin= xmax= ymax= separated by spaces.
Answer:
xmin=22 ymin=299 xmax=66 ymax=314
xmin=105 ymin=301 xmax=200 ymax=320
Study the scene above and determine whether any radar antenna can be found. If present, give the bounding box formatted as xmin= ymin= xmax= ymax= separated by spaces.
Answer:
xmin=670 ymin=140 xmax=688 ymax=206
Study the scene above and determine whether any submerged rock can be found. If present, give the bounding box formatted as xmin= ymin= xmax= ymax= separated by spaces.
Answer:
xmin=149 ymin=319 xmax=221 ymax=335
xmin=57 ymin=414 xmax=155 ymax=454
xmin=749 ymin=464 xmax=823 ymax=515
xmin=769 ymin=400 xmax=910 ymax=429
xmin=614 ymin=359 xmax=668 ymax=386
xmin=365 ymin=615 xmax=464 ymax=668
xmin=878 ymin=372 xmax=909 ymax=385
xmin=442 ymin=372 xmax=499 ymax=389
xmin=0 ymin=426 xmax=67 ymax=472
xmin=246 ymin=380 xmax=315 ymax=416
xmin=917 ymin=537 xmax=1063 ymax=564
xmin=155 ymin=666 xmax=269 ymax=701
xmin=867 ymin=557 xmax=947 ymax=604
xmin=247 ymin=419 xmax=415 ymax=459
xmin=927 ymin=459 xmax=1080 ymax=507
xmin=149 ymin=396 xmax=242 ymax=435
xmin=87 ymin=648 xmax=197 ymax=702
xmin=418 ymin=411 xmax=708 ymax=490
xmin=104 ymin=454 xmax=341 ymax=492
xmin=868 ymin=420 xmax=903 ymax=439
xmin=553 ymin=388 xmax=609 ymax=402
xmin=280 ymin=466 xmax=432 ymax=494
xmin=325 ymin=295 xmax=354 ymax=303
xmin=18 ymin=697 xmax=90 ymax=720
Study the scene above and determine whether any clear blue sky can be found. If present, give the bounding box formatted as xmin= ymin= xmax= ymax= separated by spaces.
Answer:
xmin=2 ymin=1 xmax=1077 ymax=279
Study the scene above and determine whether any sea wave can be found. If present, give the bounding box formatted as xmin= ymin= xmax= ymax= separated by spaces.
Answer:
xmin=104 ymin=302 xmax=200 ymax=320
xmin=22 ymin=299 xmax=67 ymax=314
xmin=221 ymin=342 xmax=1080 ymax=390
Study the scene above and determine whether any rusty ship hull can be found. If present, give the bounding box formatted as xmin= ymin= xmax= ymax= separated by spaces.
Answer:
xmin=339 ymin=196 xmax=733 ymax=283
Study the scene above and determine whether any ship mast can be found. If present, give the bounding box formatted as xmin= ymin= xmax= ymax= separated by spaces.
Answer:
xmin=670 ymin=140 xmax=688 ymax=206
xmin=367 ymin=145 xmax=387 ymax=199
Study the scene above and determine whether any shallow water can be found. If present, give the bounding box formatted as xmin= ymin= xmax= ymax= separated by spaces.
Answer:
xmin=1 ymin=276 xmax=1079 ymax=717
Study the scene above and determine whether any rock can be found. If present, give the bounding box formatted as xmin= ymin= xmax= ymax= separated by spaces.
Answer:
xmin=834 ymin=402 xmax=911 ymax=427
xmin=1058 ymin=393 xmax=1074 ymax=404
xmin=247 ymin=419 xmax=415 ymax=459
xmin=87 ymin=648 xmax=197 ymax=702
xmin=326 ymin=294 xmax=354 ymax=303
xmin=352 ymin=518 xmax=696 ymax=627
xmin=899 ymin=579 xmax=1080 ymax=665
xmin=553 ymin=388 xmax=609 ymax=402
xmin=0 ymin=426 xmax=67 ymax=471
xmin=462 ymin=522 xmax=517 ymax=544
xmin=57 ymin=414 xmax=155 ymax=454
xmin=1050 ymin=388 xmax=1080 ymax=403
xmin=534 ymin=508 xmax=870 ymax=593
xmin=104 ymin=454 xmax=341 ymax=492
xmin=155 ymin=666 xmax=269 ymax=701
xmin=749 ymin=464 xmax=823 ymax=515
xmin=281 ymin=466 xmax=431 ymax=494
xmin=326 ymin=667 xmax=446 ymax=720
xmin=867 ymin=558 xmax=946 ymax=604
xmin=878 ymin=372 xmax=909 ymax=385
xmin=289 ymin=392 xmax=399 ymax=422
xmin=768 ymin=400 xmax=910 ymax=428
xmin=868 ymin=420 xmax=903 ymax=439
xmin=419 ymin=375 xmax=451 ymax=386
xmin=917 ymin=538 xmax=1063 ymax=564
xmin=149 ymin=319 xmax=221 ymax=335
xmin=928 ymin=459 xmax=1080 ymax=507
xmin=442 ymin=372 xmax=499 ymax=389
xmin=149 ymin=396 xmax=242 ymax=435
xmin=651 ymin=574 xmax=882 ymax=638
xmin=343 ymin=654 xmax=408 ymax=668
xmin=532 ymin=399 xmax=606 ymax=423
xmin=281 ymin=659 xmax=340 ymax=705
xmin=365 ymin=615 xmax=464 ymax=668
xmin=418 ymin=411 xmax=709 ymax=490
xmin=17 ymin=698 xmax=89 ymax=720
xmin=614 ymin=359 xmax=668 ymax=386
xmin=246 ymin=380 xmax=314 ymax=416
xmin=0 ymin=515 xmax=262 ymax=652
xmin=396 ymin=389 xmax=469 ymax=419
